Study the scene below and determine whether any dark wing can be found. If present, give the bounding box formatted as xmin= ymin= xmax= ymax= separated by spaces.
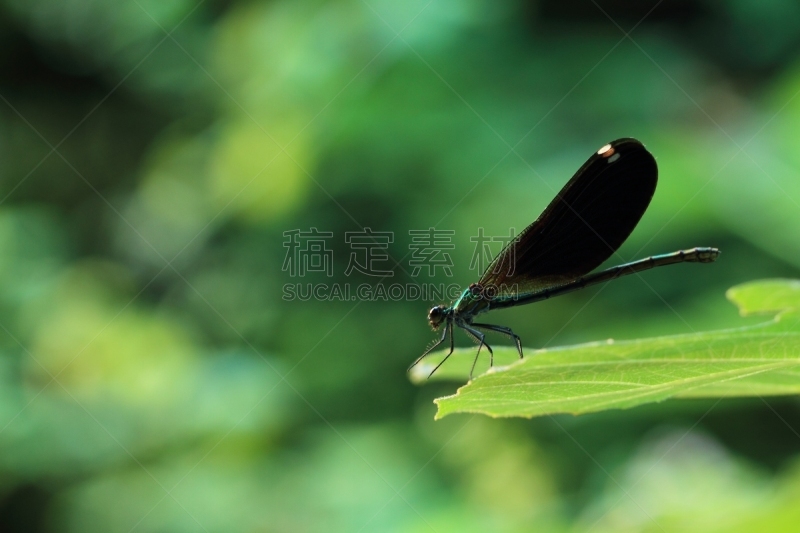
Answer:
xmin=480 ymin=138 xmax=657 ymax=294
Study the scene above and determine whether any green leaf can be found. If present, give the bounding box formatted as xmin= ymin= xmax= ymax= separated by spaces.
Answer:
xmin=726 ymin=278 xmax=800 ymax=315
xmin=409 ymin=279 xmax=800 ymax=419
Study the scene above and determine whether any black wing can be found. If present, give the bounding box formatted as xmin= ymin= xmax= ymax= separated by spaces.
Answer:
xmin=480 ymin=138 xmax=657 ymax=293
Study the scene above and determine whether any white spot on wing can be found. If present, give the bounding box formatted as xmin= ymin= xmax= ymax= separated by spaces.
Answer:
xmin=597 ymin=144 xmax=613 ymax=156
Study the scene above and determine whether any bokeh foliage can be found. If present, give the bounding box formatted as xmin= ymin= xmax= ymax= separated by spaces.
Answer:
xmin=1 ymin=0 xmax=800 ymax=531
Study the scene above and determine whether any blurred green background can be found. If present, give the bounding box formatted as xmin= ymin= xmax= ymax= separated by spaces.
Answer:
xmin=1 ymin=0 xmax=800 ymax=531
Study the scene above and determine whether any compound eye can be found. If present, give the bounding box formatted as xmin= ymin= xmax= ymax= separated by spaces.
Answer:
xmin=428 ymin=306 xmax=447 ymax=328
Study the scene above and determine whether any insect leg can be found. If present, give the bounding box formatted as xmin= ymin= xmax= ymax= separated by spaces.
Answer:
xmin=427 ymin=324 xmax=456 ymax=378
xmin=472 ymin=322 xmax=523 ymax=359
xmin=463 ymin=324 xmax=493 ymax=379
xmin=408 ymin=321 xmax=450 ymax=372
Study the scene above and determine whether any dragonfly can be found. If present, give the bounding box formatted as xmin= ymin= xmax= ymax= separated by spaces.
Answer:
xmin=409 ymin=138 xmax=719 ymax=379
